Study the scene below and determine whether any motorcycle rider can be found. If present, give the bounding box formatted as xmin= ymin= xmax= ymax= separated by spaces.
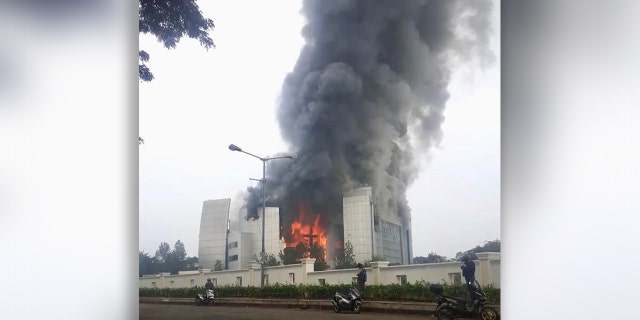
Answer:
xmin=356 ymin=263 xmax=367 ymax=298
xmin=204 ymin=278 xmax=214 ymax=297
xmin=205 ymin=278 xmax=214 ymax=290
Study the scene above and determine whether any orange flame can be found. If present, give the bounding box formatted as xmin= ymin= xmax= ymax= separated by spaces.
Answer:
xmin=286 ymin=204 xmax=327 ymax=259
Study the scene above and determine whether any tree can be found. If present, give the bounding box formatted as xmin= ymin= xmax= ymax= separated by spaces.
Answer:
xmin=334 ymin=241 xmax=357 ymax=269
xmin=309 ymin=244 xmax=329 ymax=271
xmin=254 ymin=253 xmax=281 ymax=267
xmin=184 ymin=256 xmax=199 ymax=270
xmin=455 ymin=239 xmax=501 ymax=260
xmin=139 ymin=251 xmax=156 ymax=277
xmin=138 ymin=0 xmax=215 ymax=143
xmin=173 ymin=240 xmax=187 ymax=262
xmin=155 ymin=242 xmax=171 ymax=264
xmin=263 ymin=253 xmax=281 ymax=267
xmin=213 ymin=260 xmax=223 ymax=271
xmin=413 ymin=252 xmax=449 ymax=264
xmin=279 ymin=243 xmax=308 ymax=265
xmin=138 ymin=0 xmax=215 ymax=82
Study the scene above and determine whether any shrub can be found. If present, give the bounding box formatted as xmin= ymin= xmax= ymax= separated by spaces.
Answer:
xmin=139 ymin=282 xmax=500 ymax=304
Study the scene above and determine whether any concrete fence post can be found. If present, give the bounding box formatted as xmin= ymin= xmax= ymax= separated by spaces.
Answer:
xmin=475 ymin=252 xmax=500 ymax=286
xmin=369 ymin=261 xmax=389 ymax=285
xmin=248 ymin=262 xmax=261 ymax=287
xmin=300 ymin=258 xmax=316 ymax=285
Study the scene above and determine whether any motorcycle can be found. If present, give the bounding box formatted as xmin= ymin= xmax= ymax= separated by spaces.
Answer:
xmin=429 ymin=281 xmax=499 ymax=320
xmin=331 ymin=288 xmax=362 ymax=314
xmin=195 ymin=289 xmax=215 ymax=306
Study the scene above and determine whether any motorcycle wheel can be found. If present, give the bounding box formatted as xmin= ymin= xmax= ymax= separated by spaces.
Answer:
xmin=208 ymin=299 xmax=214 ymax=306
xmin=480 ymin=306 xmax=499 ymax=320
xmin=435 ymin=306 xmax=457 ymax=320
xmin=333 ymin=304 xmax=341 ymax=313
xmin=352 ymin=301 xmax=361 ymax=314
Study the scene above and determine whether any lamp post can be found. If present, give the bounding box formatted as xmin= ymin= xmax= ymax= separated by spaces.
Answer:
xmin=228 ymin=144 xmax=293 ymax=287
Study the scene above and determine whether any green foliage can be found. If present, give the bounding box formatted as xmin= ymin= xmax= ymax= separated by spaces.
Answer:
xmin=139 ymin=282 xmax=500 ymax=304
xmin=413 ymin=252 xmax=450 ymax=264
xmin=213 ymin=260 xmax=223 ymax=271
xmin=334 ymin=241 xmax=357 ymax=269
xmin=138 ymin=0 xmax=215 ymax=82
xmin=263 ymin=253 xmax=281 ymax=267
xmin=139 ymin=251 xmax=155 ymax=277
xmin=455 ymin=240 xmax=501 ymax=260
xmin=279 ymin=243 xmax=329 ymax=270
xmin=140 ymin=240 xmax=198 ymax=275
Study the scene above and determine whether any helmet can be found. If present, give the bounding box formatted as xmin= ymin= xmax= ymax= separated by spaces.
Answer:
xmin=357 ymin=263 xmax=363 ymax=268
xmin=461 ymin=255 xmax=470 ymax=261
xmin=207 ymin=278 xmax=211 ymax=281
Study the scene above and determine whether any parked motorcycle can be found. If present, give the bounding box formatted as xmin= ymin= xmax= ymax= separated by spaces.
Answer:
xmin=195 ymin=289 xmax=215 ymax=306
xmin=331 ymin=288 xmax=362 ymax=314
xmin=429 ymin=281 xmax=499 ymax=320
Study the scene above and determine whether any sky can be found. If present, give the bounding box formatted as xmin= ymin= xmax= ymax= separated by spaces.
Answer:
xmin=139 ymin=0 xmax=500 ymax=260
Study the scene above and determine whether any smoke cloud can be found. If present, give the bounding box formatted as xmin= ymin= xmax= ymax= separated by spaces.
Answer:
xmin=246 ymin=0 xmax=495 ymax=238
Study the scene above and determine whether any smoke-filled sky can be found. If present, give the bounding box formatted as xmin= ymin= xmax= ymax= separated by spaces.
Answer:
xmin=140 ymin=0 xmax=500 ymax=260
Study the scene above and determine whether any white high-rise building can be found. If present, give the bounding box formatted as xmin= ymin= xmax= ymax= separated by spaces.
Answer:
xmin=227 ymin=206 xmax=283 ymax=270
xmin=199 ymin=187 xmax=412 ymax=271
xmin=343 ymin=186 xmax=412 ymax=265
xmin=198 ymin=198 xmax=231 ymax=270
xmin=199 ymin=199 xmax=283 ymax=270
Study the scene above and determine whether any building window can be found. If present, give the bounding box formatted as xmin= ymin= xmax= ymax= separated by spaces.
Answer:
xmin=212 ymin=278 xmax=217 ymax=286
xmin=236 ymin=277 xmax=242 ymax=286
xmin=448 ymin=272 xmax=461 ymax=285
xmin=170 ymin=280 xmax=174 ymax=288
xmin=397 ymin=275 xmax=407 ymax=285
xmin=352 ymin=277 xmax=358 ymax=286
xmin=151 ymin=282 xmax=157 ymax=289
xmin=264 ymin=275 xmax=269 ymax=286
xmin=190 ymin=279 xmax=195 ymax=287
xmin=229 ymin=255 xmax=239 ymax=262
xmin=318 ymin=279 xmax=326 ymax=286
xmin=289 ymin=273 xmax=295 ymax=284
xmin=228 ymin=241 xmax=238 ymax=249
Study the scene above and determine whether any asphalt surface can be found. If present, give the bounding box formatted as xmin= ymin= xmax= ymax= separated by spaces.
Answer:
xmin=139 ymin=304 xmax=440 ymax=320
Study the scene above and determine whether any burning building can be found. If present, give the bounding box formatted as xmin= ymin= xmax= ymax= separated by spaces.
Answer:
xmin=199 ymin=185 xmax=412 ymax=270
xmin=206 ymin=0 xmax=493 ymax=270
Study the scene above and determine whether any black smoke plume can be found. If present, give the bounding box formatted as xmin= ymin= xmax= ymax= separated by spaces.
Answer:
xmin=245 ymin=0 xmax=495 ymax=240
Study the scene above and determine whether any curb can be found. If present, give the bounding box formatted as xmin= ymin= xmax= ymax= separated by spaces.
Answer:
xmin=139 ymin=297 xmax=500 ymax=316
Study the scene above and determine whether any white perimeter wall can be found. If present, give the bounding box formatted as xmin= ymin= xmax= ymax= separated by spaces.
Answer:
xmin=141 ymin=253 xmax=500 ymax=289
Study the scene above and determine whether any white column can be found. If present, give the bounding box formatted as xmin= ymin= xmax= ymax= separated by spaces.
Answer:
xmin=370 ymin=261 xmax=389 ymax=285
xmin=475 ymin=252 xmax=500 ymax=286
xmin=300 ymin=258 xmax=316 ymax=284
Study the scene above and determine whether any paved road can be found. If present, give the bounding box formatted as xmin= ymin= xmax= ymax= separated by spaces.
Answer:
xmin=140 ymin=304 xmax=436 ymax=320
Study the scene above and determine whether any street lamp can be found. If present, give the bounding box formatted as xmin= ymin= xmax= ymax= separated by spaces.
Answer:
xmin=228 ymin=144 xmax=294 ymax=287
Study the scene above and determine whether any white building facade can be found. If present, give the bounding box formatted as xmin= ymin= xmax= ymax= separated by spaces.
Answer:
xmin=198 ymin=199 xmax=231 ymax=270
xmin=343 ymin=186 xmax=412 ymax=265
xmin=200 ymin=199 xmax=283 ymax=271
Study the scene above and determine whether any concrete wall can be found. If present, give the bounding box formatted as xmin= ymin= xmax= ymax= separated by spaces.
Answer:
xmin=140 ymin=253 xmax=500 ymax=289
xmin=308 ymin=267 xmax=366 ymax=286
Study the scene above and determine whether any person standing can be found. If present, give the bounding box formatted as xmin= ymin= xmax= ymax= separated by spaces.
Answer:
xmin=460 ymin=256 xmax=477 ymax=309
xmin=460 ymin=256 xmax=476 ymax=285
xmin=356 ymin=263 xmax=367 ymax=298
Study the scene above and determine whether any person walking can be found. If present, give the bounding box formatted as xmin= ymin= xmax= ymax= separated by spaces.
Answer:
xmin=356 ymin=263 xmax=367 ymax=298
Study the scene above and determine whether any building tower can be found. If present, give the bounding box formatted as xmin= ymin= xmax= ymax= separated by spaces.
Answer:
xmin=198 ymin=198 xmax=231 ymax=270
xmin=343 ymin=186 xmax=413 ymax=265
